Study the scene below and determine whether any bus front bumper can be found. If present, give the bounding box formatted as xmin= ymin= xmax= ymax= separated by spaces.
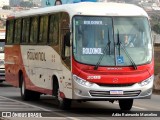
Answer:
xmin=72 ymin=75 xmax=154 ymax=100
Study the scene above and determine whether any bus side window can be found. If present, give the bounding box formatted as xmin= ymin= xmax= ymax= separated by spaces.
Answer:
xmin=49 ymin=14 xmax=59 ymax=53
xmin=14 ymin=19 xmax=21 ymax=44
xmin=30 ymin=17 xmax=38 ymax=44
xmin=6 ymin=20 xmax=14 ymax=44
xmin=60 ymin=12 xmax=70 ymax=59
xmin=39 ymin=15 xmax=48 ymax=44
xmin=22 ymin=18 xmax=30 ymax=43
xmin=60 ymin=12 xmax=71 ymax=68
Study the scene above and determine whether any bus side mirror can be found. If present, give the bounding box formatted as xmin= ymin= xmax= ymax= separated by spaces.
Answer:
xmin=62 ymin=32 xmax=71 ymax=59
xmin=64 ymin=32 xmax=70 ymax=47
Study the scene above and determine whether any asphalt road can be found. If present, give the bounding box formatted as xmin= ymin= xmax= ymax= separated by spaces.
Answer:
xmin=0 ymin=82 xmax=160 ymax=120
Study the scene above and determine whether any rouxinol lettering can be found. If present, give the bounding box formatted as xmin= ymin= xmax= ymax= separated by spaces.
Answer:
xmin=27 ymin=51 xmax=46 ymax=61
xmin=82 ymin=48 xmax=103 ymax=55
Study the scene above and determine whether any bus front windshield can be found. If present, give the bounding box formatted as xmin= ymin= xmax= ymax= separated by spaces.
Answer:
xmin=73 ymin=16 xmax=152 ymax=67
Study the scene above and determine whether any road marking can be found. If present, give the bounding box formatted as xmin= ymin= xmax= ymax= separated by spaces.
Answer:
xmin=132 ymin=106 xmax=147 ymax=110
xmin=0 ymin=96 xmax=80 ymax=120
xmin=67 ymin=117 xmax=81 ymax=120
xmin=0 ymin=96 xmax=51 ymax=111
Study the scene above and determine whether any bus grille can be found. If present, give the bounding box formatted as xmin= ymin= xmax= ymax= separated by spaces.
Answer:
xmin=89 ymin=90 xmax=141 ymax=97
xmin=97 ymin=83 xmax=134 ymax=87
xmin=0 ymin=68 xmax=5 ymax=76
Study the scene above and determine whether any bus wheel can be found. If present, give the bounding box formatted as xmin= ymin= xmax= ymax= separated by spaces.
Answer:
xmin=53 ymin=78 xmax=71 ymax=109
xmin=20 ymin=74 xmax=40 ymax=101
xmin=20 ymin=74 xmax=30 ymax=101
xmin=58 ymin=89 xmax=72 ymax=110
xmin=119 ymin=99 xmax=133 ymax=111
xmin=32 ymin=91 xmax=40 ymax=101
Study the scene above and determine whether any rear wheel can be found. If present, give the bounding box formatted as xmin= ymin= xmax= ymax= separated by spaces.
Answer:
xmin=53 ymin=78 xmax=72 ymax=110
xmin=119 ymin=99 xmax=133 ymax=111
xmin=20 ymin=74 xmax=30 ymax=101
xmin=20 ymin=74 xmax=40 ymax=101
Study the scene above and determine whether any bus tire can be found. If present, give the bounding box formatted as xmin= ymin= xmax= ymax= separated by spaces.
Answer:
xmin=32 ymin=91 xmax=40 ymax=101
xmin=58 ymin=90 xmax=72 ymax=110
xmin=20 ymin=74 xmax=40 ymax=101
xmin=53 ymin=78 xmax=71 ymax=110
xmin=119 ymin=99 xmax=133 ymax=111
xmin=20 ymin=74 xmax=30 ymax=101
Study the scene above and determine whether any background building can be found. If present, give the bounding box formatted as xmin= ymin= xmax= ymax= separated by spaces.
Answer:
xmin=0 ymin=10 xmax=13 ymax=30
xmin=33 ymin=0 xmax=41 ymax=7
xmin=41 ymin=0 xmax=96 ymax=7
xmin=0 ymin=0 xmax=9 ymax=8
xmin=10 ymin=0 xmax=22 ymax=7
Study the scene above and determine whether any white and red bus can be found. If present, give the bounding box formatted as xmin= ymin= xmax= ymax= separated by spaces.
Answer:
xmin=5 ymin=2 xmax=154 ymax=110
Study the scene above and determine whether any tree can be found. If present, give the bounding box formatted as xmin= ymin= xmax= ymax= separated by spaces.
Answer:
xmin=152 ymin=24 xmax=160 ymax=34
xmin=2 ymin=5 xmax=11 ymax=10
xmin=150 ymin=15 xmax=160 ymax=34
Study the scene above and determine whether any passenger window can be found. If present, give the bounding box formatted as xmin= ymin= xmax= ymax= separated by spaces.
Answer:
xmin=39 ymin=15 xmax=48 ymax=44
xmin=14 ymin=19 xmax=21 ymax=44
xmin=6 ymin=20 xmax=14 ymax=44
xmin=22 ymin=18 xmax=30 ymax=43
xmin=49 ymin=14 xmax=59 ymax=46
xmin=30 ymin=17 xmax=38 ymax=43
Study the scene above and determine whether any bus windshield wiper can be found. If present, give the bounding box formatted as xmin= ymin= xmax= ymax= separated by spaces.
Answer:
xmin=117 ymin=32 xmax=137 ymax=70
xmin=94 ymin=29 xmax=111 ymax=70
xmin=108 ymin=29 xmax=111 ymax=55
xmin=117 ymin=30 xmax=121 ymax=56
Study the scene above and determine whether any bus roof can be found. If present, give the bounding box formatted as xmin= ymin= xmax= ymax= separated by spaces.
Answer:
xmin=10 ymin=2 xmax=148 ymax=19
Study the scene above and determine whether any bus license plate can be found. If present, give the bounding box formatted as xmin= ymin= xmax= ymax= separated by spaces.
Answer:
xmin=110 ymin=90 xmax=123 ymax=95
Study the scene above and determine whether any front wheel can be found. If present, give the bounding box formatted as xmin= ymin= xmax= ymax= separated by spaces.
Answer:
xmin=119 ymin=99 xmax=133 ymax=111
xmin=53 ymin=79 xmax=72 ymax=110
xmin=58 ymin=90 xmax=72 ymax=110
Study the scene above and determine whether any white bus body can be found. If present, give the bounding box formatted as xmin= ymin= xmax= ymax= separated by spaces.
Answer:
xmin=5 ymin=2 xmax=153 ymax=110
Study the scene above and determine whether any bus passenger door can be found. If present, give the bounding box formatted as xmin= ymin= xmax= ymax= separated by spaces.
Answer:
xmin=60 ymin=12 xmax=72 ymax=99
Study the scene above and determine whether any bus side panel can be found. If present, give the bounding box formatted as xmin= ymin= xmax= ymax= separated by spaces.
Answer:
xmin=5 ymin=45 xmax=52 ymax=95
xmin=5 ymin=45 xmax=22 ymax=87
xmin=20 ymin=45 xmax=54 ymax=94
xmin=20 ymin=45 xmax=72 ymax=98
xmin=5 ymin=44 xmax=73 ymax=98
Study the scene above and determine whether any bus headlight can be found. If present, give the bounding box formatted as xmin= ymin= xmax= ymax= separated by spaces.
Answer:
xmin=139 ymin=75 xmax=154 ymax=87
xmin=73 ymin=75 xmax=94 ymax=87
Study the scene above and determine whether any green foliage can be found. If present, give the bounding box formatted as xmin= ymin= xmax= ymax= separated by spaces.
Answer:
xmin=2 ymin=5 xmax=11 ymax=10
xmin=151 ymin=15 xmax=160 ymax=34
xmin=152 ymin=24 xmax=160 ymax=34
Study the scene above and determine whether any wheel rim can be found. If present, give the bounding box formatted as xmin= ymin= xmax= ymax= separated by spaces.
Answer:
xmin=21 ymin=81 xmax=25 ymax=96
xmin=58 ymin=89 xmax=63 ymax=102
